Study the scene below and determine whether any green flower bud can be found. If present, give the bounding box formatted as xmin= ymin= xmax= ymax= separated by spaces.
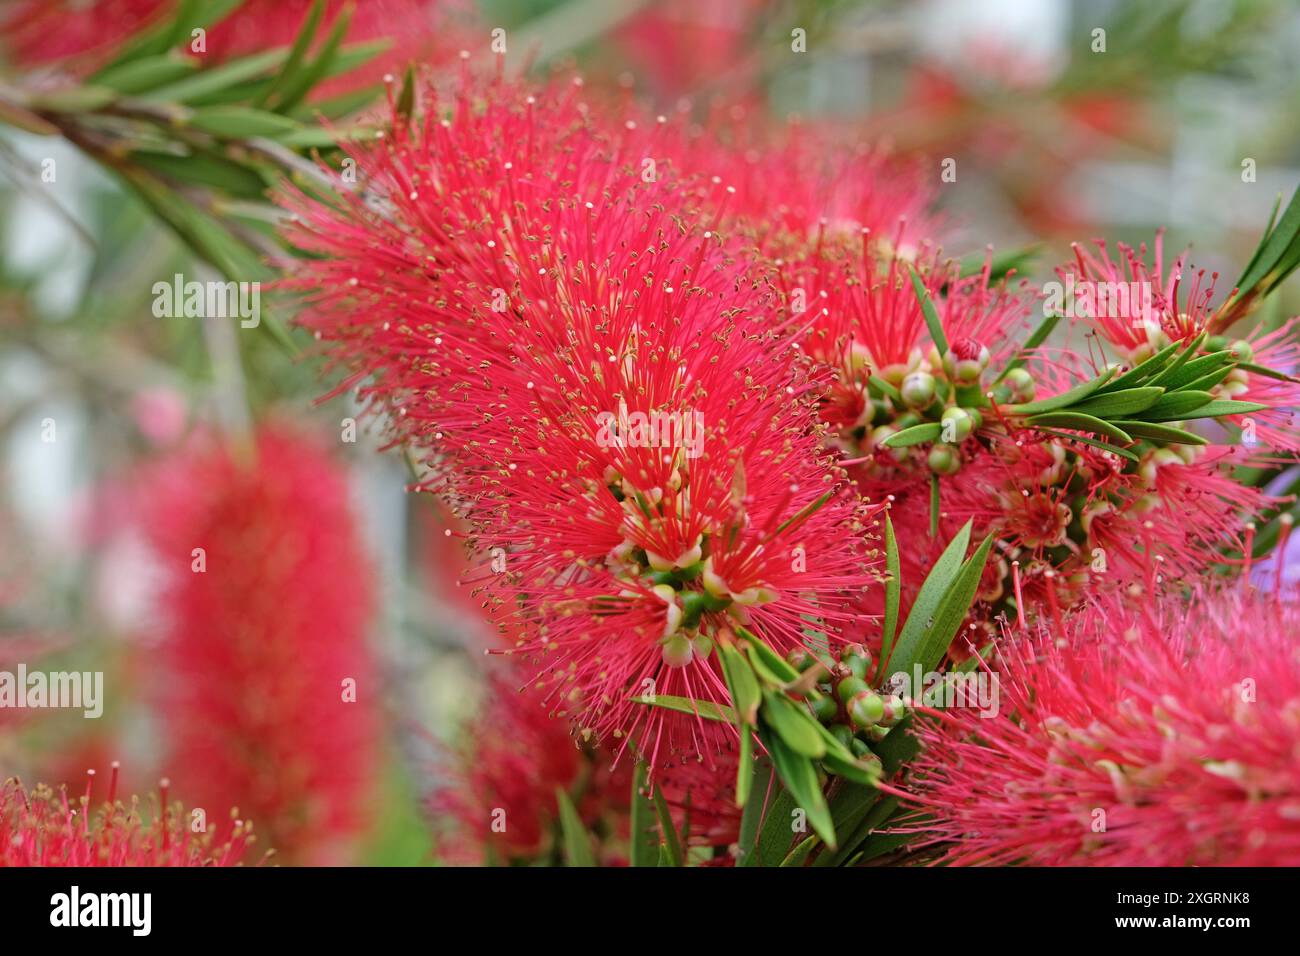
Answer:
xmin=940 ymin=406 xmax=974 ymax=443
xmin=900 ymin=370 xmax=937 ymax=408
xmin=836 ymin=676 xmax=870 ymax=705
xmin=1003 ymin=367 xmax=1035 ymax=401
xmin=813 ymin=695 xmax=840 ymax=723
xmin=927 ymin=444 xmax=962 ymax=476
xmin=942 ymin=341 xmax=990 ymax=385
xmin=1228 ymin=339 xmax=1254 ymax=363
xmin=661 ymin=633 xmax=694 ymax=667
xmin=844 ymin=653 xmax=870 ymax=681
xmin=849 ymin=736 xmax=872 ymax=758
xmin=849 ymin=691 xmax=886 ymax=728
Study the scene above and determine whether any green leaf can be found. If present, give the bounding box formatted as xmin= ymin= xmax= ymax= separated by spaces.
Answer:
xmin=735 ymin=758 xmax=773 ymax=866
xmin=1240 ymin=361 xmax=1300 ymax=384
xmin=819 ymin=746 xmax=881 ymax=788
xmin=188 ymin=105 xmax=302 ymax=138
xmin=1070 ymin=386 xmax=1165 ymax=419
xmin=1228 ymin=184 xmax=1300 ymax=315
xmin=929 ymin=473 xmax=940 ymax=538
xmin=257 ymin=0 xmax=326 ymax=108
xmin=1034 ymin=428 xmax=1141 ymax=461
xmin=269 ymin=1 xmax=353 ymax=113
xmin=760 ymin=728 xmax=835 ymax=849
xmin=912 ymin=535 xmax=994 ymax=674
xmin=142 ymin=48 xmax=289 ymax=103
xmin=880 ymin=514 xmax=901 ymax=664
xmin=1111 ymin=421 xmax=1208 ymax=445
xmin=958 ymin=244 xmax=1040 ymax=283
xmin=735 ymin=724 xmax=755 ymax=807
xmin=881 ymin=422 xmax=942 ymax=448
xmin=1144 ymin=389 xmax=1213 ymax=420
xmin=651 ymin=783 xmax=684 ymax=867
xmin=734 ymin=627 xmax=801 ymax=683
xmin=1169 ymin=399 xmax=1268 ymax=421
xmin=628 ymin=761 xmax=659 ymax=867
xmin=628 ymin=694 xmax=736 ymax=723
xmin=867 ymin=374 xmax=903 ymax=403
xmin=395 ymin=63 xmax=417 ymax=126
xmin=1150 ymin=350 xmax=1231 ymax=391
xmin=885 ymin=521 xmax=972 ymax=674
xmin=94 ymin=0 xmax=244 ymax=73
xmin=1007 ymin=367 xmax=1115 ymax=416
xmin=94 ymin=54 xmax=198 ymax=94
xmin=130 ymin=149 xmax=269 ymax=198
xmin=555 ymin=789 xmax=596 ymax=867
xmin=1026 ymin=411 xmax=1133 ymax=444
xmin=761 ymin=691 xmax=826 ymax=759
xmin=719 ymin=643 xmax=760 ymax=725
xmin=1096 ymin=338 xmax=1184 ymax=393
xmin=908 ymin=265 xmax=948 ymax=355
xmin=780 ymin=836 xmax=818 ymax=867
xmin=744 ymin=773 xmax=799 ymax=867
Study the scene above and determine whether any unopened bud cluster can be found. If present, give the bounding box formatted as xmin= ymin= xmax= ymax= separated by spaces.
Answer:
xmin=788 ymin=643 xmax=911 ymax=769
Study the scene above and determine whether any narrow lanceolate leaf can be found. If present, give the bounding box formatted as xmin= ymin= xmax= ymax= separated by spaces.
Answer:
xmin=1026 ymin=411 xmax=1133 ymax=444
xmin=1168 ymin=399 xmax=1269 ymax=421
xmin=93 ymin=54 xmax=198 ymax=94
xmin=760 ymin=728 xmax=835 ymax=849
xmin=868 ymin=374 xmax=903 ymax=403
xmin=719 ymin=643 xmax=760 ymax=725
xmin=651 ymin=783 xmax=684 ymax=867
xmin=1112 ymin=421 xmax=1208 ymax=445
xmin=735 ymin=725 xmax=755 ymax=807
xmin=881 ymin=422 xmax=942 ymax=448
xmin=929 ymin=473 xmax=940 ymax=539
xmin=142 ymin=48 xmax=289 ymax=103
xmin=1096 ymin=338 xmax=1184 ymax=393
xmin=746 ymin=775 xmax=799 ymax=868
xmin=1144 ymin=390 xmax=1214 ymax=420
xmin=780 ymin=836 xmax=818 ymax=868
xmin=628 ymin=694 xmax=736 ymax=723
xmin=1223 ymin=184 xmax=1300 ymax=324
xmin=908 ymin=265 xmax=948 ymax=356
xmin=996 ymin=310 xmax=1060 ymax=382
xmin=555 ymin=789 xmax=596 ymax=867
xmin=1240 ymin=361 xmax=1300 ymax=384
xmin=1035 ymin=428 xmax=1141 ymax=462
xmin=880 ymin=514 xmax=901 ymax=663
xmin=818 ymin=746 xmax=881 ymax=788
xmin=734 ymin=627 xmax=801 ymax=683
xmin=913 ymin=535 xmax=994 ymax=674
xmin=188 ymin=106 xmax=302 ymax=139
xmin=1006 ymin=367 xmax=1115 ymax=416
xmin=629 ymin=762 xmax=660 ymax=867
xmin=257 ymin=0 xmax=326 ymax=108
xmin=1151 ymin=350 xmax=1232 ymax=391
xmin=761 ymin=691 xmax=826 ymax=759
xmin=270 ymin=1 xmax=354 ymax=113
xmin=1069 ymin=386 xmax=1165 ymax=419
xmin=736 ymin=758 xmax=773 ymax=865
xmin=886 ymin=521 xmax=972 ymax=674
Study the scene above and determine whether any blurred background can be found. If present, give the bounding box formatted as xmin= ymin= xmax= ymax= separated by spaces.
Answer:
xmin=2 ymin=0 xmax=1298 ymax=864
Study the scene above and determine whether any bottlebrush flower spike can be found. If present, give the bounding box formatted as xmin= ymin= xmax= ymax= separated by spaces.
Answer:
xmin=430 ymin=672 xmax=634 ymax=866
xmin=895 ymin=586 xmax=1300 ymax=865
xmin=138 ymin=422 xmax=379 ymax=864
xmin=431 ymin=668 xmax=742 ymax=865
xmin=1059 ymin=231 xmax=1300 ymax=450
xmin=282 ymin=72 xmax=880 ymax=766
xmin=1 ymin=769 xmax=257 ymax=866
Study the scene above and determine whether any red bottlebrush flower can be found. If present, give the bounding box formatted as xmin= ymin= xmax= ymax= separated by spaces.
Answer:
xmin=895 ymin=587 xmax=1300 ymax=866
xmin=282 ymin=72 xmax=880 ymax=766
xmin=1058 ymin=232 xmax=1300 ymax=450
xmin=431 ymin=668 xmax=742 ymax=866
xmin=430 ymin=673 xmax=633 ymax=866
xmin=138 ymin=422 xmax=379 ymax=864
xmin=1 ymin=769 xmax=257 ymax=866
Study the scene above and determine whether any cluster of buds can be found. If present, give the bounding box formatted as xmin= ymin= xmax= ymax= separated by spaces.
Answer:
xmin=788 ymin=643 xmax=910 ymax=771
xmin=851 ymin=335 xmax=1016 ymax=479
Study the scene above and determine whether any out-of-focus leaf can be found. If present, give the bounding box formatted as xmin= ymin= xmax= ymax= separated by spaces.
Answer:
xmin=628 ymin=761 xmax=659 ymax=868
xmin=555 ymin=789 xmax=595 ymax=867
xmin=629 ymin=694 xmax=735 ymax=723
